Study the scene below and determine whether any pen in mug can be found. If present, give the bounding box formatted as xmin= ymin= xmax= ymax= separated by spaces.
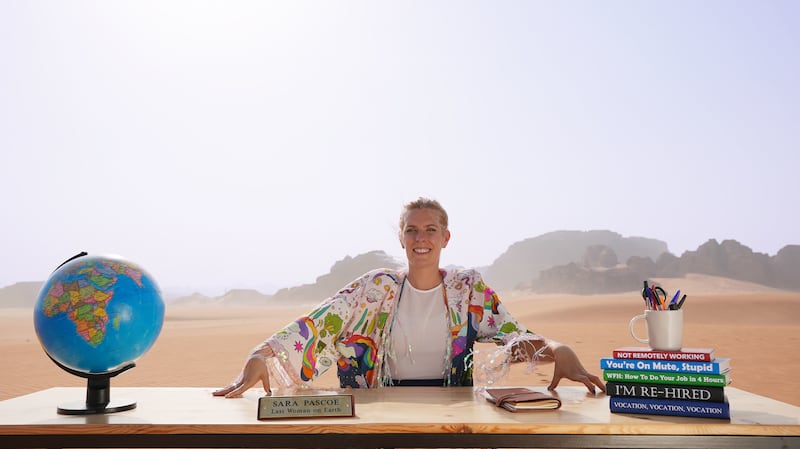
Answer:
xmin=642 ymin=281 xmax=652 ymax=310
xmin=668 ymin=289 xmax=681 ymax=310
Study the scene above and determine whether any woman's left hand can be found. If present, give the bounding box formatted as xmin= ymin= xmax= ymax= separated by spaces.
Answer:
xmin=547 ymin=344 xmax=606 ymax=394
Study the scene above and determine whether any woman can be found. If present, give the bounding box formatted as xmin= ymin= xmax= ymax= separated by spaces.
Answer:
xmin=214 ymin=198 xmax=605 ymax=397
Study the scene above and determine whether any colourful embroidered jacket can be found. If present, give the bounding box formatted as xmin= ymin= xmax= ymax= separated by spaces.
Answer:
xmin=258 ymin=268 xmax=538 ymax=388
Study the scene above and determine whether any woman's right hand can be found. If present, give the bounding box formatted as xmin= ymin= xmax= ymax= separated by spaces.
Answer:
xmin=212 ymin=354 xmax=271 ymax=398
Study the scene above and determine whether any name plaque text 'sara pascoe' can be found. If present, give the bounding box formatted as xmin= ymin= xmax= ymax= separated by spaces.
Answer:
xmin=257 ymin=391 xmax=355 ymax=419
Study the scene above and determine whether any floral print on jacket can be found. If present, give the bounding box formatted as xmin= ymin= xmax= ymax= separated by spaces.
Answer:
xmin=258 ymin=268 xmax=537 ymax=388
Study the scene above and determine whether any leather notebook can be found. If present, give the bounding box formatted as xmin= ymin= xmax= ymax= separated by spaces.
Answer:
xmin=484 ymin=387 xmax=562 ymax=411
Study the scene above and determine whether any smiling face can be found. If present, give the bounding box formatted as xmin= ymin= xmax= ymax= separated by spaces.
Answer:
xmin=400 ymin=207 xmax=450 ymax=270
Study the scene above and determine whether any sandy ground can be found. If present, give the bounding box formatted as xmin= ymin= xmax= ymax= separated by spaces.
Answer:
xmin=2 ymin=275 xmax=799 ymax=407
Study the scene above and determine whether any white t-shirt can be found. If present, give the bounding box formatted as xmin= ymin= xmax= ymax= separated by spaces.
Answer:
xmin=388 ymin=281 xmax=449 ymax=380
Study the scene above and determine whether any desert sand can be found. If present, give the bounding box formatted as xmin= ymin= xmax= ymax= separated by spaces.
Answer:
xmin=2 ymin=275 xmax=799 ymax=407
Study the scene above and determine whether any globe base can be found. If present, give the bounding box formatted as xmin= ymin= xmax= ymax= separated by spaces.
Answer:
xmin=49 ymin=359 xmax=139 ymax=415
xmin=57 ymin=398 xmax=136 ymax=415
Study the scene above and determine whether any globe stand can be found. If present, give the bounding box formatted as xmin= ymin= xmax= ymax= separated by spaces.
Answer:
xmin=47 ymin=355 xmax=137 ymax=415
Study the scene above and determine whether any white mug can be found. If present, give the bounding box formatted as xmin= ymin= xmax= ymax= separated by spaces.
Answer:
xmin=629 ymin=309 xmax=683 ymax=351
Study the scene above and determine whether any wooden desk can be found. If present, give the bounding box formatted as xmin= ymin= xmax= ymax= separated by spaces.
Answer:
xmin=0 ymin=386 xmax=798 ymax=449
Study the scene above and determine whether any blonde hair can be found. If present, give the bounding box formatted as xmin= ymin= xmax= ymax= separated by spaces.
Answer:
xmin=398 ymin=197 xmax=449 ymax=237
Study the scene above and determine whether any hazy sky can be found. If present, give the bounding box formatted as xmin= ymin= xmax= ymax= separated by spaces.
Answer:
xmin=1 ymin=1 xmax=798 ymax=295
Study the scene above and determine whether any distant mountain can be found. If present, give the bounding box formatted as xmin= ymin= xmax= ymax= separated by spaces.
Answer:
xmin=169 ymin=292 xmax=216 ymax=306
xmin=667 ymin=240 xmax=799 ymax=289
xmin=484 ymin=230 xmax=668 ymax=291
xmin=269 ymin=250 xmax=404 ymax=305
xmin=174 ymin=250 xmax=404 ymax=306
xmin=530 ymin=239 xmax=800 ymax=294
xmin=3 ymin=235 xmax=797 ymax=307
xmin=773 ymin=245 xmax=800 ymax=290
xmin=0 ymin=281 xmax=43 ymax=307
xmin=217 ymin=289 xmax=273 ymax=306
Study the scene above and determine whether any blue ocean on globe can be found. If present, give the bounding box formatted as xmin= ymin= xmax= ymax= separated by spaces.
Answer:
xmin=33 ymin=254 xmax=165 ymax=375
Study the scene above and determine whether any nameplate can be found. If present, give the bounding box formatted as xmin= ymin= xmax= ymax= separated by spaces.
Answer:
xmin=257 ymin=393 xmax=355 ymax=419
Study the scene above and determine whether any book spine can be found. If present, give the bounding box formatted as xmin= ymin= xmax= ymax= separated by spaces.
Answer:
xmin=600 ymin=357 xmax=729 ymax=374
xmin=605 ymin=382 xmax=725 ymax=402
xmin=612 ymin=350 xmax=713 ymax=362
xmin=603 ymin=370 xmax=730 ymax=387
xmin=609 ymin=396 xmax=730 ymax=419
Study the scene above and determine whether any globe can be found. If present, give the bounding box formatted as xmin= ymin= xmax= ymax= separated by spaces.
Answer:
xmin=33 ymin=252 xmax=165 ymax=414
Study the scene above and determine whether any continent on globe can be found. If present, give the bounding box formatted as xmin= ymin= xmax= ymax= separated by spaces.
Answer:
xmin=40 ymin=261 xmax=145 ymax=347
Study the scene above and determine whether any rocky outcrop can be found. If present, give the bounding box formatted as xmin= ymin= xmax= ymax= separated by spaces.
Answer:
xmin=529 ymin=239 xmax=799 ymax=293
xmin=677 ymin=239 xmax=772 ymax=284
xmin=772 ymin=245 xmax=800 ymax=289
xmin=583 ymin=245 xmax=619 ymax=268
xmin=485 ymin=230 xmax=668 ymax=291
xmin=270 ymin=250 xmax=403 ymax=304
xmin=535 ymin=262 xmax=643 ymax=294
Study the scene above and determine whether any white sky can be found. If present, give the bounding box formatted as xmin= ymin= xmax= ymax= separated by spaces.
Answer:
xmin=1 ymin=1 xmax=798 ymax=295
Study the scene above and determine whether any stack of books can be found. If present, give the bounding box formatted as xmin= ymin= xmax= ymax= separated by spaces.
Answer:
xmin=602 ymin=346 xmax=732 ymax=419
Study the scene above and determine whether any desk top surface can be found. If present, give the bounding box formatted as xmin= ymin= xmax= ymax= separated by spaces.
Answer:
xmin=0 ymin=386 xmax=798 ymax=436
